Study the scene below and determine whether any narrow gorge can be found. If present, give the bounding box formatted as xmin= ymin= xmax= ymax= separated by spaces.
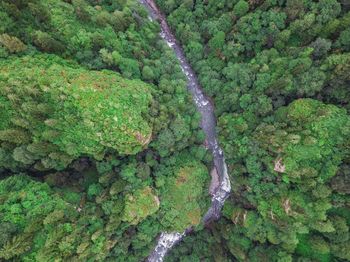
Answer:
xmin=139 ymin=1 xmax=232 ymax=261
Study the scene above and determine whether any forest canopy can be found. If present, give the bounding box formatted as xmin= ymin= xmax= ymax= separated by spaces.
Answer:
xmin=0 ymin=55 xmax=153 ymax=170
xmin=0 ymin=0 xmax=210 ymax=261
xmin=155 ymin=0 xmax=350 ymax=261
xmin=0 ymin=0 xmax=350 ymax=261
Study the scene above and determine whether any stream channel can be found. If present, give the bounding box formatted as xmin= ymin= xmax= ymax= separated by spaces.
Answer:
xmin=139 ymin=1 xmax=232 ymax=261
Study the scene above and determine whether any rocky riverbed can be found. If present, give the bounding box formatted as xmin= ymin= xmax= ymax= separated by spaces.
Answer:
xmin=139 ymin=1 xmax=232 ymax=261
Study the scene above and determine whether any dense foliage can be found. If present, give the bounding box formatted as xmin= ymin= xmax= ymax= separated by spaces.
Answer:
xmin=1 ymin=0 xmax=350 ymax=261
xmin=0 ymin=55 xmax=153 ymax=170
xmin=156 ymin=0 xmax=350 ymax=261
xmin=158 ymin=157 xmax=209 ymax=232
xmin=0 ymin=0 xmax=210 ymax=260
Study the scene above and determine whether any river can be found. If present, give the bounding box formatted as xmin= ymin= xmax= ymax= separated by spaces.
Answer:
xmin=139 ymin=1 xmax=232 ymax=261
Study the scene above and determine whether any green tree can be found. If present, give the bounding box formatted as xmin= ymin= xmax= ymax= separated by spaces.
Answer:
xmin=233 ymin=0 xmax=249 ymax=17
xmin=0 ymin=55 xmax=153 ymax=170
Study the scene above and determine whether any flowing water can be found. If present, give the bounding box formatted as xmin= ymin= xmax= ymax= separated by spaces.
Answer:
xmin=139 ymin=1 xmax=231 ymax=261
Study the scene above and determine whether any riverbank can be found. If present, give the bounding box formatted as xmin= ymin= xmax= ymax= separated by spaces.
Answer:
xmin=139 ymin=1 xmax=232 ymax=261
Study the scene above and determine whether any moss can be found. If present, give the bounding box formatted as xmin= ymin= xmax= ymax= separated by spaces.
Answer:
xmin=122 ymin=186 xmax=159 ymax=225
xmin=255 ymin=99 xmax=350 ymax=180
xmin=160 ymin=159 xmax=209 ymax=232
xmin=0 ymin=54 xmax=153 ymax=170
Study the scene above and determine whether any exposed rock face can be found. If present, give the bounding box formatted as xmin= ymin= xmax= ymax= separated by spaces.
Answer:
xmin=209 ymin=167 xmax=220 ymax=195
xmin=274 ymin=158 xmax=286 ymax=173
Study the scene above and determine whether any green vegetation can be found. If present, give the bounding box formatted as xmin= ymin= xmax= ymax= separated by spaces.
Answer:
xmin=1 ymin=0 xmax=350 ymax=261
xmin=0 ymin=154 xmax=209 ymax=261
xmin=219 ymin=98 xmax=350 ymax=261
xmin=0 ymin=174 xmax=77 ymax=260
xmin=156 ymin=0 xmax=350 ymax=261
xmin=0 ymin=55 xmax=152 ymax=170
xmin=0 ymin=0 xmax=209 ymax=260
xmin=123 ymin=186 xmax=160 ymax=225
xmin=159 ymin=158 xmax=209 ymax=232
